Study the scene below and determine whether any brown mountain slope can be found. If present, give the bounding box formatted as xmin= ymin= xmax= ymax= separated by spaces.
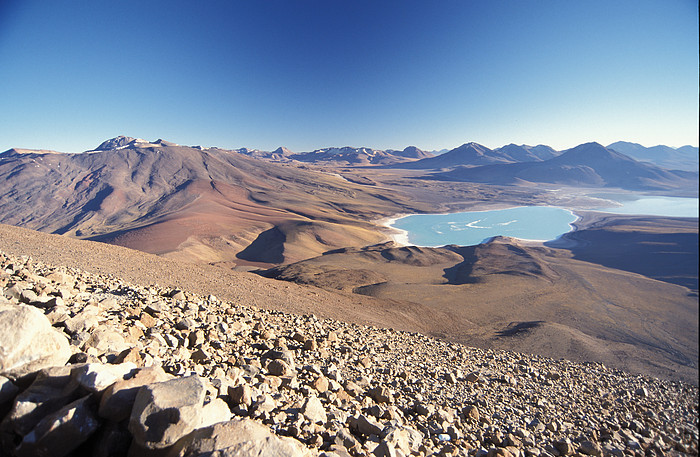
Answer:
xmin=0 ymin=144 xmax=432 ymax=265
xmin=0 ymin=223 xmax=447 ymax=335
xmin=262 ymin=233 xmax=699 ymax=383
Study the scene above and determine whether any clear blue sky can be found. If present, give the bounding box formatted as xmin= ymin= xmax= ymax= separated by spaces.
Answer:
xmin=1 ymin=0 xmax=697 ymax=153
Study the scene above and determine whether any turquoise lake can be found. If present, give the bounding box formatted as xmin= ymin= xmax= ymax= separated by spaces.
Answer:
xmin=389 ymin=196 xmax=698 ymax=247
xmin=390 ymin=206 xmax=578 ymax=247
xmin=594 ymin=195 xmax=699 ymax=218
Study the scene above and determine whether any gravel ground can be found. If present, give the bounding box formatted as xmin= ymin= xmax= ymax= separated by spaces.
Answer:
xmin=1 ymin=246 xmax=697 ymax=456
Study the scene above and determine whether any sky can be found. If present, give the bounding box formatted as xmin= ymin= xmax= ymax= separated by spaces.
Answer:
xmin=0 ymin=0 xmax=698 ymax=153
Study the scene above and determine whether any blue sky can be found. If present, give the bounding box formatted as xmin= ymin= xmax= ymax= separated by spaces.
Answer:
xmin=1 ymin=1 xmax=697 ymax=153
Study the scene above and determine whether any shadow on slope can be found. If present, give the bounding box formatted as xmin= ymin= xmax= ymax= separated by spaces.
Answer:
xmin=496 ymin=321 xmax=546 ymax=337
xmin=547 ymin=216 xmax=699 ymax=292
xmin=443 ymin=238 xmax=557 ymax=285
xmin=236 ymin=227 xmax=286 ymax=264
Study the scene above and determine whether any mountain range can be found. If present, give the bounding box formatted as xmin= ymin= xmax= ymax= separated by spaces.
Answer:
xmin=1 ymin=136 xmax=697 ymax=268
xmin=393 ymin=142 xmax=559 ymax=169
xmin=607 ymin=141 xmax=698 ymax=171
xmin=237 ymin=145 xmax=433 ymax=166
xmin=1 ymin=135 xmax=697 ymax=385
xmin=432 ymin=142 xmax=698 ymax=192
xmin=0 ymin=138 xmax=425 ymax=266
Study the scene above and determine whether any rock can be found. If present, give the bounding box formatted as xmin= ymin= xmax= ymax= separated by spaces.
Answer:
xmin=86 ymin=421 xmax=132 ymax=457
xmin=0 ymin=302 xmax=71 ymax=380
xmin=145 ymin=301 xmax=168 ymax=316
xmin=45 ymin=271 xmax=74 ymax=286
xmin=262 ymin=348 xmax=296 ymax=369
xmin=18 ymin=289 xmax=38 ymax=305
xmin=139 ymin=312 xmax=157 ymax=328
xmin=344 ymin=381 xmax=363 ymax=397
xmin=311 ymin=375 xmax=329 ymax=393
xmin=165 ymin=418 xmax=314 ymax=457
xmin=71 ymin=362 xmax=138 ymax=392
xmin=114 ymin=347 xmax=143 ymax=365
xmin=465 ymin=372 xmax=481 ymax=383
xmin=579 ymin=440 xmax=603 ymax=456
xmin=554 ymin=438 xmax=576 ymax=455
xmin=268 ymin=359 xmax=294 ymax=377
xmin=487 ymin=448 xmax=514 ymax=457
xmin=176 ymin=318 xmax=196 ymax=330
xmin=14 ymin=395 xmax=100 ymax=457
xmin=82 ymin=327 xmax=130 ymax=354
xmin=352 ymin=414 xmax=383 ymax=436
xmin=63 ymin=305 xmax=101 ymax=334
xmin=199 ymin=398 xmax=231 ymax=428
xmin=0 ymin=376 xmax=18 ymax=405
xmin=368 ymin=386 xmax=393 ymax=404
xmin=303 ymin=395 xmax=327 ymax=424
xmin=128 ymin=375 xmax=206 ymax=449
xmin=304 ymin=338 xmax=318 ymax=351
xmin=169 ymin=290 xmax=186 ymax=301
xmin=0 ymin=365 xmax=80 ymax=441
xmin=414 ymin=403 xmax=434 ymax=417
xmin=191 ymin=348 xmax=210 ymax=363
xmin=635 ymin=387 xmax=648 ymax=397
xmin=228 ymin=383 xmax=253 ymax=407
xmin=463 ymin=405 xmax=479 ymax=422
xmin=373 ymin=440 xmax=399 ymax=457
xmin=250 ymin=394 xmax=276 ymax=417
xmin=99 ymin=366 xmax=173 ymax=422
xmin=383 ymin=425 xmax=423 ymax=455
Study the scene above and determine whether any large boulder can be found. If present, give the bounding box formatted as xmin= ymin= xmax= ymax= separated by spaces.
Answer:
xmin=14 ymin=395 xmax=100 ymax=457
xmin=71 ymin=362 xmax=138 ymax=393
xmin=128 ymin=375 xmax=207 ymax=450
xmin=0 ymin=365 xmax=81 ymax=448
xmin=99 ymin=366 xmax=173 ymax=422
xmin=166 ymin=418 xmax=315 ymax=457
xmin=0 ymin=301 xmax=71 ymax=380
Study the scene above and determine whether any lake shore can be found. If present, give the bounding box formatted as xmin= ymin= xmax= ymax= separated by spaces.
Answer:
xmin=374 ymin=206 xmax=580 ymax=248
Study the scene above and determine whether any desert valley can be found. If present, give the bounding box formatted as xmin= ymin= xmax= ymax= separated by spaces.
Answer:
xmin=0 ymin=136 xmax=697 ymax=456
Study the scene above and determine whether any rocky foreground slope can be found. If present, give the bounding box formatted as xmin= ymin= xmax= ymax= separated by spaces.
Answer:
xmin=0 ymin=250 xmax=697 ymax=457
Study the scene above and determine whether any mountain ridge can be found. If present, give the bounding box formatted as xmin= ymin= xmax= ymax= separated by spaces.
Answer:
xmin=434 ymin=142 xmax=698 ymax=192
xmin=607 ymin=141 xmax=699 ymax=171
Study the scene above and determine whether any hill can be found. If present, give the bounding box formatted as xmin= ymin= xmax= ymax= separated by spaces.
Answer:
xmin=434 ymin=142 xmax=698 ymax=192
xmin=261 ymin=218 xmax=699 ymax=384
xmin=394 ymin=142 xmax=515 ymax=169
xmin=0 ymin=138 xmax=430 ymax=266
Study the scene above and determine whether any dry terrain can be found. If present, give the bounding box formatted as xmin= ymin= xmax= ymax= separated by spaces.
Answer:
xmin=1 ymin=247 xmax=696 ymax=456
xmin=262 ymin=214 xmax=699 ymax=384
xmin=1 ymin=141 xmax=698 ymax=387
xmin=1 ymin=218 xmax=697 ymax=385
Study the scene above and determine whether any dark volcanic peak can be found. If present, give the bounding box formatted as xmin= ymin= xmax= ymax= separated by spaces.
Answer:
xmin=552 ymin=142 xmax=635 ymax=166
xmin=272 ymin=146 xmax=294 ymax=156
xmin=394 ymin=142 xmax=514 ymax=169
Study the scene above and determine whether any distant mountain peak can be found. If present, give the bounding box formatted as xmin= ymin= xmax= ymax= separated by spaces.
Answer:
xmin=90 ymin=136 xmax=179 ymax=152
xmin=272 ymin=146 xmax=293 ymax=155
xmin=92 ymin=136 xmax=137 ymax=151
